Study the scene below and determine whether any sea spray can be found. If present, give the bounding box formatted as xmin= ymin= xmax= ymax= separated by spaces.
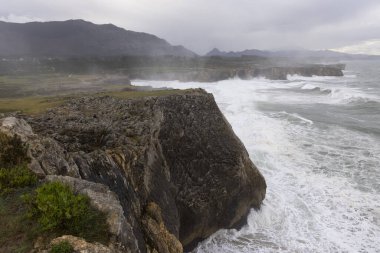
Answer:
xmin=133 ymin=60 xmax=380 ymax=253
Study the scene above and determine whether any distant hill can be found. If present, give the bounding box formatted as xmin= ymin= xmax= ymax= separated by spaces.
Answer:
xmin=206 ymin=48 xmax=270 ymax=58
xmin=206 ymin=48 xmax=380 ymax=60
xmin=0 ymin=19 xmax=196 ymax=57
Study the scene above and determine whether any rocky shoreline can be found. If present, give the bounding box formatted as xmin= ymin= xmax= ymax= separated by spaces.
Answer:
xmin=128 ymin=64 xmax=345 ymax=82
xmin=0 ymin=89 xmax=266 ymax=252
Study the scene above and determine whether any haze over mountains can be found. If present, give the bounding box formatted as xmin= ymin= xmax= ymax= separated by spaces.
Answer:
xmin=206 ymin=48 xmax=380 ymax=60
xmin=0 ymin=19 xmax=378 ymax=60
xmin=0 ymin=19 xmax=196 ymax=57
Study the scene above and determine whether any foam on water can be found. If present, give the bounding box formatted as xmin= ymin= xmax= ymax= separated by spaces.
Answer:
xmin=285 ymin=74 xmax=380 ymax=105
xmin=133 ymin=76 xmax=380 ymax=253
xmin=287 ymin=75 xmax=341 ymax=82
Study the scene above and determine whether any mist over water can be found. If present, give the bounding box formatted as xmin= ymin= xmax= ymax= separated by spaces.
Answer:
xmin=134 ymin=60 xmax=380 ymax=253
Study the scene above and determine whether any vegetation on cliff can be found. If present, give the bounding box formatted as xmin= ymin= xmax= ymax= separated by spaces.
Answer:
xmin=0 ymin=131 xmax=109 ymax=252
xmin=0 ymin=71 xmax=185 ymax=116
xmin=24 ymin=181 xmax=110 ymax=244
xmin=0 ymin=132 xmax=36 ymax=194
xmin=0 ymin=132 xmax=38 ymax=252
xmin=50 ymin=240 xmax=74 ymax=253
xmin=0 ymin=132 xmax=30 ymax=168
xmin=0 ymin=165 xmax=37 ymax=194
xmin=0 ymin=181 xmax=110 ymax=252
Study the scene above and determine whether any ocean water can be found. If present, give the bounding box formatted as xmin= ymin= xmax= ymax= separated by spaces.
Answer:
xmin=134 ymin=60 xmax=380 ymax=253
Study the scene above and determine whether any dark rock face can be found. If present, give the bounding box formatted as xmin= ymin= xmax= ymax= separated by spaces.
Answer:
xmin=155 ymin=94 xmax=266 ymax=249
xmin=3 ymin=90 xmax=266 ymax=252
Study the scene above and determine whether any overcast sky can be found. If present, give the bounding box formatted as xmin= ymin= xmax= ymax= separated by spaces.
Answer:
xmin=1 ymin=0 xmax=380 ymax=55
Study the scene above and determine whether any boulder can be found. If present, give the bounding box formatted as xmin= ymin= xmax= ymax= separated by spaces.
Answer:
xmin=50 ymin=235 xmax=117 ymax=253
xmin=0 ymin=116 xmax=34 ymax=141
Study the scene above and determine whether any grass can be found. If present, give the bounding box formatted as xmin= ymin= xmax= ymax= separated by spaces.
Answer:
xmin=0 ymin=188 xmax=40 ymax=253
xmin=0 ymin=182 xmax=111 ymax=252
xmin=0 ymin=131 xmax=39 ymax=252
xmin=0 ymin=73 xmax=193 ymax=115
xmin=0 ymin=96 xmax=68 ymax=114
xmin=0 ymin=132 xmax=30 ymax=168
xmin=0 ymin=136 xmax=109 ymax=251
xmin=50 ymin=240 xmax=74 ymax=253
xmin=101 ymin=89 xmax=186 ymax=99
xmin=0 ymin=89 xmax=186 ymax=115
xmin=0 ymin=132 xmax=37 ymax=194
xmin=25 ymin=181 xmax=110 ymax=244
xmin=0 ymin=165 xmax=37 ymax=195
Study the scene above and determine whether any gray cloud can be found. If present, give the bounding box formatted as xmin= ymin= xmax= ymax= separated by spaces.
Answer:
xmin=0 ymin=0 xmax=380 ymax=54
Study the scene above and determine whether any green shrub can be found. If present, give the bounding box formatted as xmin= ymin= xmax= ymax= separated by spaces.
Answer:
xmin=0 ymin=165 xmax=37 ymax=194
xmin=0 ymin=132 xmax=30 ymax=168
xmin=50 ymin=240 xmax=74 ymax=253
xmin=25 ymin=182 xmax=110 ymax=243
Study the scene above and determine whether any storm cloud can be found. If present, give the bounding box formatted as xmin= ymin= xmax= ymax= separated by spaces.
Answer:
xmin=1 ymin=0 xmax=380 ymax=54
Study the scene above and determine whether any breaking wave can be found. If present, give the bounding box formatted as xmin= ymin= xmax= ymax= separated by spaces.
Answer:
xmin=134 ymin=62 xmax=380 ymax=253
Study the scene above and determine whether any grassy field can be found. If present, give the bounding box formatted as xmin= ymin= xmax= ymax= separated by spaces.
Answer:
xmin=0 ymin=74 xmax=186 ymax=115
xmin=0 ymin=73 xmax=134 ymax=99
xmin=0 ymin=96 xmax=69 ymax=114
xmin=0 ymin=90 xmax=186 ymax=115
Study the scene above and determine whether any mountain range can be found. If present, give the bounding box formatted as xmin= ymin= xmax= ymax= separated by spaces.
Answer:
xmin=0 ymin=19 xmax=378 ymax=60
xmin=0 ymin=19 xmax=196 ymax=57
xmin=206 ymin=48 xmax=379 ymax=60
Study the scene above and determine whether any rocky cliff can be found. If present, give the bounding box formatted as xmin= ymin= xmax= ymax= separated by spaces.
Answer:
xmin=0 ymin=89 xmax=266 ymax=252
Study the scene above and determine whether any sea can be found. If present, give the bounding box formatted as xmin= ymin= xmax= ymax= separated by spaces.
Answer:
xmin=134 ymin=60 xmax=380 ymax=253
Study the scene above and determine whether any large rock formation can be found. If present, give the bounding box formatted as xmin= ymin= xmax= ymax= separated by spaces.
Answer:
xmin=0 ymin=89 xmax=266 ymax=252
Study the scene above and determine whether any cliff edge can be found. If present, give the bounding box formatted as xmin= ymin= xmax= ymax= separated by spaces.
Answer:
xmin=0 ymin=89 xmax=266 ymax=252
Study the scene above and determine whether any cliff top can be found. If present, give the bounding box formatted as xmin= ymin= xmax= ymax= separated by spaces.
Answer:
xmin=0 ymin=87 xmax=197 ymax=115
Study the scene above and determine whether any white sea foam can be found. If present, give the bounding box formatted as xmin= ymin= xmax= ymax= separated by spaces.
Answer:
xmin=279 ymin=112 xmax=314 ymax=125
xmin=133 ymin=78 xmax=380 ymax=253
xmin=301 ymin=83 xmax=317 ymax=90
xmin=287 ymin=74 xmax=340 ymax=82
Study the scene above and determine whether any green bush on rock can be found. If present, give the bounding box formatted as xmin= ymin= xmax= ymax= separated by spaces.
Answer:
xmin=0 ymin=132 xmax=30 ymax=168
xmin=24 ymin=181 xmax=110 ymax=243
xmin=50 ymin=240 xmax=74 ymax=253
xmin=0 ymin=132 xmax=36 ymax=194
xmin=0 ymin=165 xmax=37 ymax=194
